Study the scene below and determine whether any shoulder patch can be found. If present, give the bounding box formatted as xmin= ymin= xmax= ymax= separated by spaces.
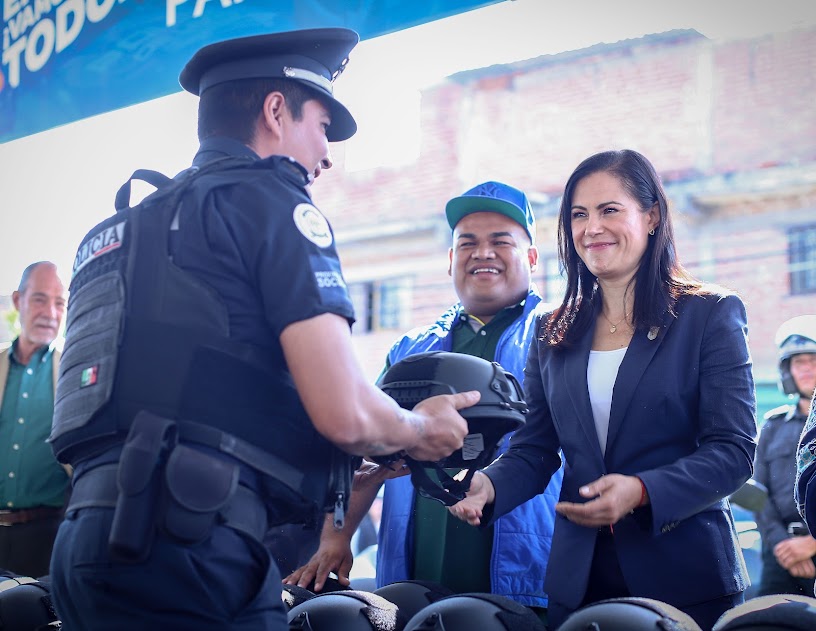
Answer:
xmin=764 ymin=404 xmax=793 ymax=420
xmin=73 ymin=221 xmax=126 ymax=277
xmin=293 ymin=203 xmax=333 ymax=248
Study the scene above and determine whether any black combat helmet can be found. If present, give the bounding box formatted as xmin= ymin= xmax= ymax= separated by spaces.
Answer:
xmin=0 ymin=579 xmax=61 ymax=631
xmin=559 ymin=597 xmax=702 ymax=631
xmin=403 ymin=592 xmax=546 ymax=631
xmin=377 ymin=351 xmax=527 ymax=505
xmin=712 ymin=594 xmax=816 ymax=631
xmin=287 ymin=589 xmax=399 ymax=631
xmin=373 ymin=580 xmax=454 ymax=630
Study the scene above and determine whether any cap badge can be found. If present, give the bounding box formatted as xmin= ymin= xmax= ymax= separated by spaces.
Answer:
xmin=282 ymin=66 xmax=334 ymax=93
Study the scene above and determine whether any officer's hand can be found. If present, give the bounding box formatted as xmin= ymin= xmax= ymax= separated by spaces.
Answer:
xmin=379 ymin=459 xmax=411 ymax=480
xmin=555 ymin=474 xmax=643 ymax=528
xmin=773 ymin=535 xmax=816 ymax=569
xmin=448 ymin=471 xmax=495 ymax=527
xmin=405 ymin=391 xmax=479 ymax=462
xmin=283 ymin=530 xmax=354 ymax=593
xmin=788 ymin=558 xmax=816 ymax=579
xmin=353 ymin=459 xmax=408 ymax=487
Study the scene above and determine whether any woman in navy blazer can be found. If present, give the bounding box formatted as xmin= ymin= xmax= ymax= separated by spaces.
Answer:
xmin=451 ymin=150 xmax=757 ymax=630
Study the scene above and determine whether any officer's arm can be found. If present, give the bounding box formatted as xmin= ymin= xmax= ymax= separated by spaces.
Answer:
xmin=285 ymin=461 xmax=394 ymax=591
xmin=753 ymin=426 xmax=791 ymax=550
xmin=280 ymin=312 xmax=475 ymax=458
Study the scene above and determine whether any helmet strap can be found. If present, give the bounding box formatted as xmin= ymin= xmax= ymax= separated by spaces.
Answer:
xmin=406 ymin=458 xmax=476 ymax=507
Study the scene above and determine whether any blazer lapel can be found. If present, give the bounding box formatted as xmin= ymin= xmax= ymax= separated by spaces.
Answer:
xmin=605 ymin=313 xmax=676 ymax=456
xmin=563 ymin=318 xmax=605 ymax=463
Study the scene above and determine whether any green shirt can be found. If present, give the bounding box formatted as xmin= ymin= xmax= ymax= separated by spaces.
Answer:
xmin=0 ymin=340 xmax=68 ymax=509
xmin=411 ymin=302 xmax=524 ymax=593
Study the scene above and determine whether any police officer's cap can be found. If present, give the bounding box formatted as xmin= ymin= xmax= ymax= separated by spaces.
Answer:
xmin=179 ymin=28 xmax=359 ymax=141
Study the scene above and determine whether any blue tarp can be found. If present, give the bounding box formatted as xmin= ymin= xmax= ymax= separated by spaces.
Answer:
xmin=0 ymin=0 xmax=499 ymax=143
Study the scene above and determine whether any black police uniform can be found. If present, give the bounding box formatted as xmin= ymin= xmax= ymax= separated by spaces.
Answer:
xmin=754 ymin=401 xmax=816 ymax=596
xmin=47 ymin=29 xmax=361 ymax=631
xmin=48 ymin=138 xmax=357 ymax=631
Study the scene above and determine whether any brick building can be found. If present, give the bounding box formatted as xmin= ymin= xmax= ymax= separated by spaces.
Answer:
xmin=310 ymin=27 xmax=816 ymax=415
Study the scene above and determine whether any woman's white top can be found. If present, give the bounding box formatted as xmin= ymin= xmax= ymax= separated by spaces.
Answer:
xmin=587 ymin=347 xmax=628 ymax=456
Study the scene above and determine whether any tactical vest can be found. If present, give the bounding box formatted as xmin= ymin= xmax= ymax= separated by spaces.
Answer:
xmin=49 ymin=156 xmax=354 ymax=526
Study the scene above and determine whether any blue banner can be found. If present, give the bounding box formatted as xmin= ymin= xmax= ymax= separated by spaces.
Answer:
xmin=0 ymin=0 xmax=499 ymax=143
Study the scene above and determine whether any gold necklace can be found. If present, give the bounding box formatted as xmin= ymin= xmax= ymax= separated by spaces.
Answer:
xmin=601 ymin=310 xmax=628 ymax=334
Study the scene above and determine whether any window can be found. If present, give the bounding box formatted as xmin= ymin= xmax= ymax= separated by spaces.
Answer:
xmin=789 ymin=224 xmax=816 ymax=295
xmin=541 ymin=256 xmax=567 ymax=305
xmin=348 ymin=278 xmax=412 ymax=334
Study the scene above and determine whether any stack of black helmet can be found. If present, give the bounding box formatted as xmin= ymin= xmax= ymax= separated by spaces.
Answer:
xmin=0 ymin=572 xmax=61 ymax=630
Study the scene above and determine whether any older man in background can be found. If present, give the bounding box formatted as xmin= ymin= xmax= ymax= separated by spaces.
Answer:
xmin=0 ymin=261 xmax=68 ymax=577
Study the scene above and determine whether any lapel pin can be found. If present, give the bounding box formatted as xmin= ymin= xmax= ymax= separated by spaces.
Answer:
xmin=647 ymin=326 xmax=659 ymax=341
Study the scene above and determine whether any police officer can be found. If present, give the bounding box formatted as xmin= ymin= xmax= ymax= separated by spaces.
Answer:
xmin=755 ymin=315 xmax=816 ymax=597
xmin=46 ymin=28 xmax=478 ymax=631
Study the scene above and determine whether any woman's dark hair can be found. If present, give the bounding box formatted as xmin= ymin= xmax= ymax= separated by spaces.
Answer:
xmin=542 ymin=149 xmax=701 ymax=347
xmin=197 ymin=78 xmax=317 ymax=144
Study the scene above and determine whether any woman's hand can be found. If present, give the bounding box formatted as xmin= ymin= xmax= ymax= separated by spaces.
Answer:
xmin=555 ymin=473 xmax=644 ymax=527
xmin=447 ymin=471 xmax=496 ymax=527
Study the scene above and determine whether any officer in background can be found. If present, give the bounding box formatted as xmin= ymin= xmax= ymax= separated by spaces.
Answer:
xmin=46 ymin=28 xmax=477 ymax=631
xmin=755 ymin=315 xmax=816 ymax=596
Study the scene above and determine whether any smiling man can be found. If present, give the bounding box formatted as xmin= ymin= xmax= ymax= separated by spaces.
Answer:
xmin=380 ymin=183 xmax=562 ymax=618
xmin=286 ymin=181 xmax=563 ymax=623
xmin=0 ymin=261 xmax=68 ymax=578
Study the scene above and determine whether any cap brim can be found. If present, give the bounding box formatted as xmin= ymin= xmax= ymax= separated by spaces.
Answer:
xmin=319 ymin=91 xmax=357 ymax=142
xmin=445 ymin=196 xmax=531 ymax=238
xmin=289 ymin=77 xmax=357 ymax=141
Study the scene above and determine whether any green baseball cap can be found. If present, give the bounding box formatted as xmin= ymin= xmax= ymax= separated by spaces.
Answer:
xmin=445 ymin=181 xmax=536 ymax=243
